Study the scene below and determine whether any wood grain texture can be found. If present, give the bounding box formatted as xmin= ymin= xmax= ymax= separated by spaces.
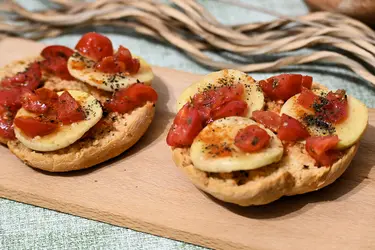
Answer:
xmin=0 ymin=38 xmax=374 ymax=250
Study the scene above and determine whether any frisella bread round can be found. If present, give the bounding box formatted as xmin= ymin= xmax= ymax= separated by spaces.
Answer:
xmin=166 ymin=69 xmax=368 ymax=206
xmin=1 ymin=32 xmax=158 ymax=172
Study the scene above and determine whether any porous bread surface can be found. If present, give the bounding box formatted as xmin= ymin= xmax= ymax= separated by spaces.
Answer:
xmin=172 ymin=143 xmax=358 ymax=206
xmin=8 ymin=103 xmax=155 ymax=172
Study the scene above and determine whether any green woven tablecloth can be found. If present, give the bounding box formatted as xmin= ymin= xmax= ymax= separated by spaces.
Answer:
xmin=1 ymin=1 xmax=374 ymax=249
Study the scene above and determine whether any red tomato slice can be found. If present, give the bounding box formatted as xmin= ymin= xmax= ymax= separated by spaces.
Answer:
xmin=0 ymin=89 xmax=22 ymax=111
xmin=41 ymin=45 xmax=74 ymax=60
xmin=130 ymin=58 xmax=140 ymax=74
xmin=21 ymin=88 xmax=58 ymax=114
xmin=57 ymin=91 xmax=86 ymax=125
xmin=166 ymin=103 xmax=203 ymax=147
xmin=320 ymin=90 xmax=348 ymax=124
xmin=302 ymin=75 xmax=313 ymax=89
xmin=252 ymin=110 xmax=281 ymax=133
xmin=278 ymin=114 xmax=310 ymax=141
xmin=0 ymin=62 xmax=41 ymax=90
xmin=305 ymin=135 xmax=340 ymax=166
xmin=192 ymin=84 xmax=245 ymax=124
xmin=260 ymin=74 xmax=312 ymax=101
xmin=297 ymin=87 xmax=319 ymax=110
xmin=95 ymin=46 xmax=140 ymax=74
xmin=211 ymin=100 xmax=247 ymax=120
xmin=116 ymin=46 xmax=133 ymax=67
xmin=298 ymin=89 xmax=348 ymax=124
xmin=14 ymin=116 xmax=58 ymax=138
xmin=0 ymin=107 xmax=15 ymax=139
xmin=41 ymin=57 xmax=74 ymax=80
xmin=95 ymin=56 xmax=126 ymax=74
xmin=75 ymin=32 xmax=113 ymax=61
xmin=234 ymin=124 xmax=271 ymax=152
xmin=105 ymin=83 xmax=158 ymax=114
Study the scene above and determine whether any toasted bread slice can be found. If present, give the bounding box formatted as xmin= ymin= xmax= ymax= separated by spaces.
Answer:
xmin=8 ymin=77 xmax=155 ymax=172
xmin=172 ymin=142 xmax=358 ymax=206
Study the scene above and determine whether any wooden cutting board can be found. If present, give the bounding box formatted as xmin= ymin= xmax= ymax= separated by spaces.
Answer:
xmin=0 ymin=38 xmax=374 ymax=250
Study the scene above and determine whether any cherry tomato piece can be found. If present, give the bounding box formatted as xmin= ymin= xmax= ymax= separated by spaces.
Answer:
xmin=0 ymin=62 xmax=41 ymax=90
xmin=192 ymin=83 xmax=245 ymax=124
xmin=41 ymin=57 xmax=74 ymax=80
xmin=252 ymin=110 xmax=281 ymax=133
xmin=21 ymin=88 xmax=58 ymax=114
xmin=14 ymin=116 xmax=58 ymax=138
xmin=0 ymin=107 xmax=15 ymax=139
xmin=301 ymin=75 xmax=313 ymax=89
xmin=95 ymin=56 xmax=126 ymax=74
xmin=234 ymin=124 xmax=271 ymax=152
xmin=75 ymin=32 xmax=113 ymax=61
xmin=129 ymin=58 xmax=140 ymax=74
xmin=305 ymin=135 xmax=341 ymax=166
xmin=320 ymin=90 xmax=348 ymax=124
xmin=297 ymin=87 xmax=319 ymax=110
xmin=95 ymin=46 xmax=140 ymax=74
xmin=105 ymin=83 xmax=158 ymax=114
xmin=41 ymin=45 xmax=74 ymax=60
xmin=211 ymin=100 xmax=247 ymax=120
xmin=278 ymin=114 xmax=310 ymax=141
xmin=166 ymin=103 xmax=203 ymax=147
xmin=260 ymin=74 xmax=313 ymax=101
xmin=298 ymin=88 xmax=348 ymax=124
xmin=57 ymin=91 xmax=86 ymax=125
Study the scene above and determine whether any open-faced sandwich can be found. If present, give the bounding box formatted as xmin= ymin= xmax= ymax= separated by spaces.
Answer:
xmin=167 ymin=69 xmax=368 ymax=206
xmin=0 ymin=32 xmax=157 ymax=172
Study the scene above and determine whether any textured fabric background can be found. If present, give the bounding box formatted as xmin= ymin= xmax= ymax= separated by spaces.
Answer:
xmin=1 ymin=0 xmax=374 ymax=249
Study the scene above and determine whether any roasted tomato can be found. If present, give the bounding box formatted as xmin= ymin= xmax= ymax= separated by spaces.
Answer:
xmin=321 ymin=90 xmax=348 ymax=124
xmin=95 ymin=56 xmax=126 ymax=74
xmin=41 ymin=57 xmax=73 ymax=80
xmin=252 ymin=110 xmax=281 ymax=133
xmin=57 ymin=91 xmax=86 ymax=125
xmin=298 ymin=88 xmax=348 ymax=124
xmin=95 ymin=46 xmax=140 ymax=74
xmin=192 ymin=83 xmax=246 ymax=124
xmin=297 ymin=87 xmax=319 ymax=110
xmin=14 ymin=116 xmax=58 ymax=138
xmin=301 ymin=75 xmax=313 ymax=89
xmin=305 ymin=135 xmax=341 ymax=166
xmin=166 ymin=103 xmax=202 ymax=147
xmin=260 ymin=74 xmax=312 ymax=101
xmin=0 ymin=107 xmax=15 ymax=139
xmin=0 ymin=89 xmax=22 ymax=111
xmin=278 ymin=114 xmax=310 ymax=141
xmin=234 ymin=125 xmax=270 ymax=152
xmin=41 ymin=45 xmax=74 ymax=60
xmin=105 ymin=83 xmax=158 ymax=114
xmin=0 ymin=62 xmax=41 ymax=90
xmin=40 ymin=45 xmax=74 ymax=80
xmin=211 ymin=100 xmax=247 ymax=121
xmin=21 ymin=88 xmax=58 ymax=114
xmin=75 ymin=32 xmax=113 ymax=61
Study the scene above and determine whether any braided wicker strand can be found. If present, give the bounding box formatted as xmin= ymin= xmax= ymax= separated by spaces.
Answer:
xmin=0 ymin=0 xmax=374 ymax=86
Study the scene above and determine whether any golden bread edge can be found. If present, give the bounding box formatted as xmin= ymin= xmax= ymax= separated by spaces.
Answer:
xmin=172 ymin=143 xmax=358 ymax=206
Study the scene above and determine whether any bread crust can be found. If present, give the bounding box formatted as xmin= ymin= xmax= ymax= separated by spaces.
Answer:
xmin=172 ymin=143 xmax=358 ymax=206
